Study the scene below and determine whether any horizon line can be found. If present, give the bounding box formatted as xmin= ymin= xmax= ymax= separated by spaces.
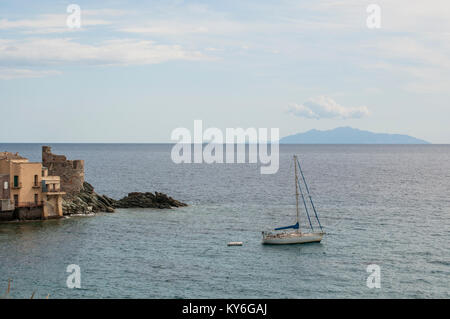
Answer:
xmin=0 ymin=142 xmax=447 ymax=145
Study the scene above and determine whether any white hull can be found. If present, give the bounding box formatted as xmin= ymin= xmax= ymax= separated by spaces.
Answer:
xmin=262 ymin=232 xmax=324 ymax=245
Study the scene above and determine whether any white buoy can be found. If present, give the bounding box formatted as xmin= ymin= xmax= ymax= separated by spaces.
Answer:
xmin=227 ymin=241 xmax=243 ymax=246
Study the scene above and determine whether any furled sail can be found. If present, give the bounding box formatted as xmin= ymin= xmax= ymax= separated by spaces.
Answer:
xmin=274 ymin=222 xmax=299 ymax=231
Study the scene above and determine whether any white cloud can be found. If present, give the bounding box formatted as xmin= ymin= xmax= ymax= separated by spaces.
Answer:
xmin=305 ymin=0 xmax=450 ymax=32
xmin=0 ymin=14 xmax=111 ymax=34
xmin=0 ymin=9 xmax=131 ymax=34
xmin=363 ymin=34 xmax=450 ymax=93
xmin=366 ymin=62 xmax=450 ymax=93
xmin=288 ymin=96 xmax=370 ymax=119
xmin=82 ymin=9 xmax=131 ymax=17
xmin=1 ymin=1 xmax=449 ymax=89
xmin=119 ymin=18 xmax=251 ymax=36
xmin=365 ymin=36 xmax=450 ymax=69
xmin=0 ymin=38 xmax=209 ymax=67
xmin=0 ymin=67 xmax=61 ymax=80
xmin=120 ymin=24 xmax=209 ymax=35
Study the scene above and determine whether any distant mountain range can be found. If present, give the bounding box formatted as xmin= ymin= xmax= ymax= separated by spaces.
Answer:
xmin=280 ymin=127 xmax=430 ymax=144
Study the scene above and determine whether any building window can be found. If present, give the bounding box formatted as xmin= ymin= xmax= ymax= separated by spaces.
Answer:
xmin=34 ymin=175 xmax=38 ymax=187
xmin=14 ymin=194 xmax=18 ymax=206
xmin=34 ymin=194 xmax=39 ymax=204
xmin=13 ymin=175 xmax=19 ymax=188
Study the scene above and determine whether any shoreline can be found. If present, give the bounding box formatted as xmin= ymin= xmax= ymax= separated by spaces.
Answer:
xmin=0 ymin=146 xmax=187 ymax=223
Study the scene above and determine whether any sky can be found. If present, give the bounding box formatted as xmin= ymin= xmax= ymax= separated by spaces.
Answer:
xmin=0 ymin=0 xmax=449 ymax=143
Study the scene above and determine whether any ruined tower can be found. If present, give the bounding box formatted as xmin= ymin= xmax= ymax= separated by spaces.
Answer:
xmin=42 ymin=146 xmax=85 ymax=195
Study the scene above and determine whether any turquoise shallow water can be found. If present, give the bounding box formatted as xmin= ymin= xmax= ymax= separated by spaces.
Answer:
xmin=0 ymin=144 xmax=449 ymax=298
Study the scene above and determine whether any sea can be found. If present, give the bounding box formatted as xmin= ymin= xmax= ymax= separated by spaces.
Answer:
xmin=0 ymin=144 xmax=449 ymax=298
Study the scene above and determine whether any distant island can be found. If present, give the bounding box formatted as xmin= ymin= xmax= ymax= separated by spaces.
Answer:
xmin=280 ymin=127 xmax=430 ymax=144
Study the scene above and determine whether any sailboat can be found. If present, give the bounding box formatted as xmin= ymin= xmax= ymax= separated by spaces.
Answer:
xmin=262 ymin=155 xmax=325 ymax=245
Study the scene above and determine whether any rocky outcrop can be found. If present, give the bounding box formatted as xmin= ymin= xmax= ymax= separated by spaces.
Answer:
xmin=62 ymin=182 xmax=187 ymax=215
xmin=41 ymin=147 xmax=186 ymax=216
xmin=62 ymin=182 xmax=115 ymax=215
xmin=114 ymin=192 xmax=187 ymax=209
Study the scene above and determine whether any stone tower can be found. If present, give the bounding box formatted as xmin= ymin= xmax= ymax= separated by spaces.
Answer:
xmin=42 ymin=146 xmax=85 ymax=195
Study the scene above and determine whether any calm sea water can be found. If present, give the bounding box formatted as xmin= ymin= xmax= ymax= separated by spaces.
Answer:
xmin=0 ymin=144 xmax=449 ymax=298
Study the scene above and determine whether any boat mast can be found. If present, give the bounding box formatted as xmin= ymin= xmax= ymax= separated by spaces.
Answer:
xmin=297 ymin=160 xmax=323 ymax=232
xmin=294 ymin=155 xmax=300 ymax=232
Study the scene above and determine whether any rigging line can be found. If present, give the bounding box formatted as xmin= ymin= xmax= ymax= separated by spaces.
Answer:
xmin=297 ymin=178 xmax=314 ymax=231
xmin=297 ymin=160 xmax=323 ymax=231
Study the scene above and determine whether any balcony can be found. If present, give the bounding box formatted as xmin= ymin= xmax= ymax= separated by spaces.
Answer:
xmin=12 ymin=182 xmax=22 ymax=189
xmin=15 ymin=201 xmax=43 ymax=208
xmin=42 ymin=184 xmax=63 ymax=194
xmin=32 ymin=183 xmax=41 ymax=189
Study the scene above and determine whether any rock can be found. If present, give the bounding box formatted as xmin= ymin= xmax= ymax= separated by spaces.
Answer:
xmin=63 ymin=182 xmax=116 ymax=215
xmin=62 ymin=182 xmax=187 ymax=215
xmin=106 ymin=206 xmax=115 ymax=213
xmin=114 ymin=192 xmax=187 ymax=209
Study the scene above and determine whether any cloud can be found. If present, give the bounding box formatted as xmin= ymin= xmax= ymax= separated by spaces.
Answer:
xmin=365 ymin=36 xmax=450 ymax=69
xmin=0 ymin=10 xmax=131 ymax=34
xmin=0 ymin=14 xmax=111 ymax=34
xmin=120 ymin=24 xmax=209 ymax=35
xmin=366 ymin=62 xmax=450 ymax=93
xmin=1 ymin=1 xmax=449 ymax=88
xmin=305 ymin=0 xmax=450 ymax=32
xmin=0 ymin=67 xmax=61 ymax=80
xmin=361 ymin=34 xmax=450 ymax=93
xmin=0 ymin=38 xmax=209 ymax=67
xmin=288 ymin=96 xmax=369 ymax=119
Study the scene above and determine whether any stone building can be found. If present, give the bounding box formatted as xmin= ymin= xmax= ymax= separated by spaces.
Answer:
xmin=0 ymin=151 xmax=65 ymax=221
xmin=41 ymin=167 xmax=65 ymax=218
xmin=0 ymin=173 xmax=14 ymax=217
xmin=42 ymin=146 xmax=84 ymax=194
